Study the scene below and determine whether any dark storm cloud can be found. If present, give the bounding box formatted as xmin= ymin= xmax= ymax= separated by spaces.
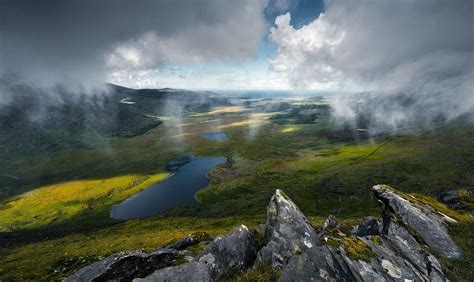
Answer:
xmin=0 ymin=0 xmax=269 ymax=87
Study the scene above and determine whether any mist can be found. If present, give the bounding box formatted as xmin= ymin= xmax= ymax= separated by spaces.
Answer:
xmin=270 ymin=0 xmax=474 ymax=132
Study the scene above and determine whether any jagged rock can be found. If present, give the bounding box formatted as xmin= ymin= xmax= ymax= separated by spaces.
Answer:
xmin=322 ymin=215 xmax=340 ymax=231
xmin=280 ymin=245 xmax=356 ymax=281
xmin=358 ymin=238 xmax=423 ymax=281
xmin=257 ymin=189 xmax=322 ymax=269
xmin=352 ymin=216 xmax=381 ymax=237
xmin=167 ymin=231 xmax=211 ymax=250
xmin=134 ymin=261 xmax=211 ymax=282
xmin=438 ymin=190 xmax=467 ymax=210
xmin=384 ymin=221 xmax=447 ymax=280
xmin=373 ymin=184 xmax=463 ymax=259
xmin=196 ymin=225 xmax=256 ymax=279
xmin=140 ymin=225 xmax=256 ymax=281
xmin=65 ymin=248 xmax=178 ymax=282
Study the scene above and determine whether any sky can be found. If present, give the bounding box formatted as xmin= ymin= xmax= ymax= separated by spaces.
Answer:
xmin=106 ymin=0 xmax=326 ymax=90
xmin=0 ymin=0 xmax=472 ymax=94
xmin=0 ymin=0 xmax=325 ymax=91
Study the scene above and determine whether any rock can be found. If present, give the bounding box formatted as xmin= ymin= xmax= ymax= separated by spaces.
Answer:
xmin=322 ymin=215 xmax=340 ymax=231
xmin=167 ymin=231 xmax=211 ymax=250
xmin=134 ymin=261 xmax=211 ymax=282
xmin=352 ymin=216 xmax=381 ymax=237
xmin=65 ymin=248 xmax=178 ymax=282
xmin=280 ymin=245 xmax=356 ymax=281
xmin=355 ymin=237 xmax=425 ymax=281
xmin=373 ymin=184 xmax=463 ymax=259
xmin=67 ymin=187 xmax=454 ymax=281
xmin=140 ymin=225 xmax=256 ymax=281
xmin=380 ymin=222 xmax=447 ymax=280
xmin=438 ymin=190 xmax=467 ymax=210
xmin=196 ymin=225 xmax=256 ymax=279
xmin=257 ymin=189 xmax=322 ymax=269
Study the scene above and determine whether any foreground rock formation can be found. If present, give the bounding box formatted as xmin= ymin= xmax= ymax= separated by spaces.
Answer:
xmin=67 ymin=186 xmax=464 ymax=281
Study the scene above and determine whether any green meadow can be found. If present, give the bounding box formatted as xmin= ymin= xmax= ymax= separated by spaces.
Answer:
xmin=1 ymin=105 xmax=473 ymax=280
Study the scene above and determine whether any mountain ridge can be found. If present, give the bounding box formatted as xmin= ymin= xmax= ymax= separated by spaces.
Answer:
xmin=66 ymin=185 xmax=469 ymax=281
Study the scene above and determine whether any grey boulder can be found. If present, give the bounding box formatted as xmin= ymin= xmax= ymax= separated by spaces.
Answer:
xmin=279 ymin=245 xmax=356 ymax=282
xmin=257 ymin=189 xmax=322 ymax=269
xmin=196 ymin=224 xmax=256 ymax=279
xmin=140 ymin=225 xmax=256 ymax=281
xmin=352 ymin=216 xmax=381 ymax=237
xmin=65 ymin=248 xmax=178 ymax=282
xmin=134 ymin=261 xmax=211 ymax=282
xmin=373 ymin=184 xmax=463 ymax=259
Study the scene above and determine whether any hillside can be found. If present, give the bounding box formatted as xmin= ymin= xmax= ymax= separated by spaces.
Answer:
xmin=0 ymin=83 xmax=228 ymax=156
xmin=0 ymin=88 xmax=473 ymax=281
xmin=66 ymin=186 xmax=473 ymax=281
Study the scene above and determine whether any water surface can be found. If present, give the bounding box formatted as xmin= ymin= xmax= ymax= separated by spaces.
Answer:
xmin=199 ymin=132 xmax=229 ymax=141
xmin=111 ymin=155 xmax=227 ymax=219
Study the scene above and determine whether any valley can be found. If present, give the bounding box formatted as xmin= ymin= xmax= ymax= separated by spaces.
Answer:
xmin=0 ymin=87 xmax=473 ymax=280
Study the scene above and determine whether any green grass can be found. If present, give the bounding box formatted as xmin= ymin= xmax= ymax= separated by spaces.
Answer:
xmin=1 ymin=106 xmax=473 ymax=280
xmin=0 ymin=215 xmax=265 ymax=280
xmin=0 ymin=173 xmax=168 ymax=232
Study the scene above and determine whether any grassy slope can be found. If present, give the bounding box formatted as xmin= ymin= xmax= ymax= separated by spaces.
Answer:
xmin=0 ymin=107 xmax=473 ymax=280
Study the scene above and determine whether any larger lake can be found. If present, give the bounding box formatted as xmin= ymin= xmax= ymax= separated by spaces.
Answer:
xmin=110 ymin=155 xmax=227 ymax=219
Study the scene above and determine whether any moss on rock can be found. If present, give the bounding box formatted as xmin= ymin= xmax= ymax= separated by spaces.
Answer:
xmin=342 ymin=236 xmax=375 ymax=262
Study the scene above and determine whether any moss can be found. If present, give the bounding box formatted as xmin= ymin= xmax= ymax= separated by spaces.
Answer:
xmin=325 ymin=237 xmax=341 ymax=249
xmin=411 ymin=193 xmax=472 ymax=223
xmin=234 ymin=261 xmax=281 ymax=282
xmin=342 ymin=237 xmax=375 ymax=262
xmin=459 ymin=189 xmax=474 ymax=211
xmin=189 ymin=231 xmax=212 ymax=242
xmin=370 ymin=235 xmax=382 ymax=245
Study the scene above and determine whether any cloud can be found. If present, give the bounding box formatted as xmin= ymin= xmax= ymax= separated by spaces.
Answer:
xmin=0 ymin=0 xmax=269 ymax=88
xmin=270 ymin=0 xmax=474 ymax=130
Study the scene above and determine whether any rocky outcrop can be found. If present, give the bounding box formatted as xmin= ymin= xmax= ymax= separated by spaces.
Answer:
xmin=137 ymin=225 xmax=256 ymax=281
xmin=438 ymin=189 xmax=472 ymax=211
xmin=65 ymin=248 xmax=178 ymax=282
xmin=322 ymin=214 xmax=340 ymax=231
xmin=279 ymin=245 xmax=356 ymax=281
xmin=373 ymin=184 xmax=463 ymax=259
xmin=256 ymin=189 xmax=322 ymax=268
xmin=135 ymin=261 xmax=211 ymax=282
xmin=68 ymin=185 xmax=463 ymax=281
xmin=350 ymin=216 xmax=380 ymax=237
xmin=167 ymin=231 xmax=211 ymax=250
xmin=195 ymin=225 xmax=256 ymax=279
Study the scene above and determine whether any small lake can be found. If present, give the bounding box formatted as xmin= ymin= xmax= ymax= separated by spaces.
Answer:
xmin=110 ymin=155 xmax=227 ymax=219
xmin=199 ymin=132 xmax=229 ymax=141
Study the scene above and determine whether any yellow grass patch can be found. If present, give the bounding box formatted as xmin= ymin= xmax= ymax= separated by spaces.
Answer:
xmin=0 ymin=173 xmax=168 ymax=232
xmin=281 ymin=125 xmax=301 ymax=133
xmin=207 ymin=106 xmax=245 ymax=115
xmin=219 ymin=113 xmax=270 ymax=129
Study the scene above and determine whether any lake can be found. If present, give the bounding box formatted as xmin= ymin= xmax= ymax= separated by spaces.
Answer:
xmin=110 ymin=155 xmax=227 ymax=219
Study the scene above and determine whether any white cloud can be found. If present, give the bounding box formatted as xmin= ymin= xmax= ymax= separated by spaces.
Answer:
xmin=270 ymin=0 xmax=473 ymax=89
xmin=270 ymin=0 xmax=474 ymax=129
xmin=270 ymin=12 xmax=345 ymax=88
